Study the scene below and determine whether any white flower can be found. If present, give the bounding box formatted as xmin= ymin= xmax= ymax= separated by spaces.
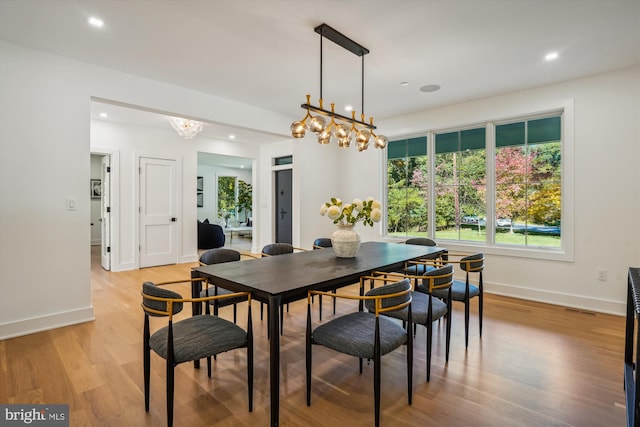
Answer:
xmin=327 ymin=205 xmax=341 ymax=220
xmin=321 ymin=196 xmax=383 ymax=227
xmin=370 ymin=208 xmax=382 ymax=222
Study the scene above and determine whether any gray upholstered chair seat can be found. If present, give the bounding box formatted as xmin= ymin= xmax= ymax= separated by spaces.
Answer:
xmin=312 ymin=311 xmax=408 ymax=358
xmin=404 ymin=263 xmax=436 ymax=276
xmin=149 ymin=314 xmax=248 ymax=364
xmin=378 ymin=290 xmax=447 ymax=325
xmin=431 ymin=280 xmax=480 ymax=300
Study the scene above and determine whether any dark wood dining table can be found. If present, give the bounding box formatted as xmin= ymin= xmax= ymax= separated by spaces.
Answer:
xmin=191 ymin=241 xmax=446 ymax=427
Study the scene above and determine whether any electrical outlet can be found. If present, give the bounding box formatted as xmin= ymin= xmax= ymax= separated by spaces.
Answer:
xmin=597 ymin=268 xmax=607 ymax=281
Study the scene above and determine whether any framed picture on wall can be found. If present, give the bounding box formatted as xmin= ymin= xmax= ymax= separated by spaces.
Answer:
xmin=90 ymin=179 xmax=102 ymax=199
xmin=197 ymin=192 xmax=203 ymax=208
xmin=197 ymin=176 xmax=203 ymax=191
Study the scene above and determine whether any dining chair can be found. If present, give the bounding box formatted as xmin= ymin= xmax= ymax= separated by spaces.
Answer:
xmin=402 ymin=237 xmax=439 ymax=276
xmin=306 ymin=278 xmax=413 ymax=427
xmin=365 ymin=265 xmax=454 ymax=381
xmin=198 ymin=248 xmax=255 ymax=324
xmin=261 ymin=243 xmax=307 ymax=334
xmin=142 ymin=278 xmax=253 ymax=427
xmin=415 ymin=252 xmax=485 ymax=348
xmin=312 ymin=237 xmax=334 ymax=320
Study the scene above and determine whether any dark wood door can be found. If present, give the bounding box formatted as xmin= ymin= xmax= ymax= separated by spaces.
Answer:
xmin=275 ymin=169 xmax=292 ymax=243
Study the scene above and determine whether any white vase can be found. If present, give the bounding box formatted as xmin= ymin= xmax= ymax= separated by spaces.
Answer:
xmin=331 ymin=224 xmax=361 ymax=258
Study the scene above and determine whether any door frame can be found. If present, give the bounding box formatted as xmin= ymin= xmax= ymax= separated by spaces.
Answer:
xmin=90 ymin=148 xmax=120 ymax=271
xmin=271 ymin=162 xmax=294 ymax=245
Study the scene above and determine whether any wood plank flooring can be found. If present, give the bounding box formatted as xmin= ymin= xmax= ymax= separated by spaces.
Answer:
xmin=0 ymin=243 xmax=627 ymax=426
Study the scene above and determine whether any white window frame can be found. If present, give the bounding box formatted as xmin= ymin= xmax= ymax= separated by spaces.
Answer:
xmin=385 ymin=100 xmax=574 ymax=262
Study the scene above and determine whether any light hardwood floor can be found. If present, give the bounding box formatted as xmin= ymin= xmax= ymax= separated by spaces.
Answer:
xmin=0 ymin=241 xmax=628 ymax=426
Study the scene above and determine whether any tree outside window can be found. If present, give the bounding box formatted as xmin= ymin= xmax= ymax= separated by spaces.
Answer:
xmin=386 ymin=113 xmax=562 ymax=249
xmin=495 ymin=116 xmax=561 ymax=246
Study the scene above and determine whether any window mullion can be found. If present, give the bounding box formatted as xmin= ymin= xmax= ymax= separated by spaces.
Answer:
xmin=428 ymin=132 xmax=436 ymax=238
xmin=486 ymin=123 xmax=496 ymax=244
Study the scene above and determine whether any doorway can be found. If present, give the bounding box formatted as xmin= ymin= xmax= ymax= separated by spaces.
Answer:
xmin=275 ymin=169 xmax=292 ymax=243
xmin=90 ymin=153 xmax=112 ymax=270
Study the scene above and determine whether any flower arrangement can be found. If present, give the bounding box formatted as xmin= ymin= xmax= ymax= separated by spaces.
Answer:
xmin=320 ymin=197 xmax=383 ymax=227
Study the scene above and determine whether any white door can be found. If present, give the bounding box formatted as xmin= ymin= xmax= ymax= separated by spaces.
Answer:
xmin=100 ymin=155 xmax=111 ymax=270
xmin=139 ymin=157 xmax=178 ymax=268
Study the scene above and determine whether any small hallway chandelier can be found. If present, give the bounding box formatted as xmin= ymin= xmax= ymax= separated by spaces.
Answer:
xmin=170 ymin=117 xmax=204 ymax=139
xmin=290 ymin=24 xmax=387 ymax=152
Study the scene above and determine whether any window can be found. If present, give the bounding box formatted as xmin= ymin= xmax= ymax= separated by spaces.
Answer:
xmin=386 ymin=112 xmax=563 ymax=251
xmin=386 ymin=137 xmax=427 ymax=237
xmin=434 ymin=127 xmax=486 ymax=242
xmin=217 ymin=176 xmax=237 ymax=219
xmin=495 ymin=116 xmax=561 ymax=247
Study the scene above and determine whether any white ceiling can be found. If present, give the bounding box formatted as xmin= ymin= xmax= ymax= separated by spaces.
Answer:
xmin=2 ymin=0 xmax=639 ymax=144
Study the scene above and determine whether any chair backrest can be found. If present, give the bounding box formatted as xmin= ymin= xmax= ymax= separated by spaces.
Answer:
xmin=142 ymin=282 xmax=183 ymax=317
xmin=364 ymin=278 xmax=412 ymax=315
xmin=460 ymin=253 xmax=484 ymax=273
xmin=421 ymin=264 xmax=454 ymax=292
xmin=199 ymin=248 xmax=241 ymax=265
xmin=405 ymin=237 xmax=437 ymax=246
xmin=261 ymin=243 xmax=294 ymax=256
xmin=313 ymin=238 xmax=332 ymax=249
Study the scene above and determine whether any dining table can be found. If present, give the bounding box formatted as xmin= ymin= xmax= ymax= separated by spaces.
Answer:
xmin=191 ymin=240 xmax=446 ymax=427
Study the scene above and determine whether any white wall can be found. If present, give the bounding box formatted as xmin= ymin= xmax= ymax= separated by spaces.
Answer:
xmin=0 ymin=40 xmax=290 ymax=339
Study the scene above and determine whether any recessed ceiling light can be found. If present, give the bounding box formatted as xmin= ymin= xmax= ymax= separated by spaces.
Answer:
xmin=545 ymin=52 xmax=559 ymax=61
xmin=88 ymin=17 xmax=104 ymax=28
xmin=419 ymin=84 xmax=441 ymax=93
xmin=400 ymin=82 xmax=409 ymax=87
xmin=229 ymin=134 xmax=235 ymax=140
xmin=99 ymin=112 xmax=108 ymax=118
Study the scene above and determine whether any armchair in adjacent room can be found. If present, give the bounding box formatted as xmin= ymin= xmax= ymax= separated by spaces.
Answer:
xmin=197 ymin=219 xmax=225 ymax=249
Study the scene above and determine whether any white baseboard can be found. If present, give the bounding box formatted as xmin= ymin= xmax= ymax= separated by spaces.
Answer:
xmin=179 ymin=254 xmax=199 ymax=264
xmin=0 ymin=306 xmax=95 ymax=340
xmin=487 ymin=281 xmax=625 ymax=316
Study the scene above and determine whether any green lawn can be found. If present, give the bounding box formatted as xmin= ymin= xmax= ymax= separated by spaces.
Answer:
xmin=390 ymin=227 xmax=561 ymax=247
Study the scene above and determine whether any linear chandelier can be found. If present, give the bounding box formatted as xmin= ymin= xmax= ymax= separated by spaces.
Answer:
xmin=290 ymin=24 xmax=387 ymax=152
xmin=170 ymin=117 xmax=204 ymax=139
